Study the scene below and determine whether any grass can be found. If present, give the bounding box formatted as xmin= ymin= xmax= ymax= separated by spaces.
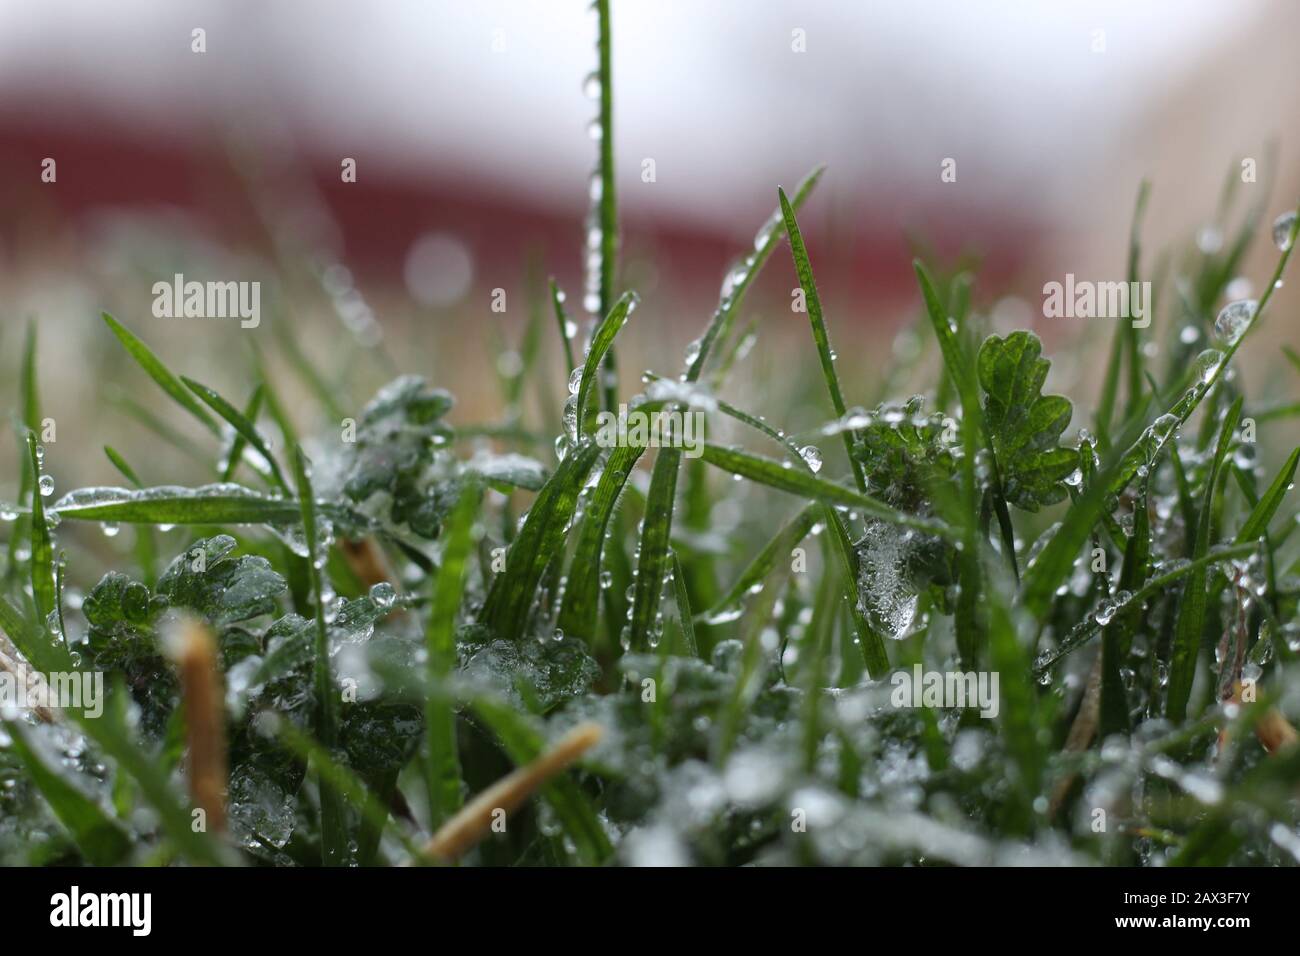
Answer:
xmin=1 ymin=16 xmax=1300 ymax=869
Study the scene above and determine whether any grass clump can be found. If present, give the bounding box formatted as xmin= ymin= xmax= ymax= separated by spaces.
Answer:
xmin=2 ymin=8 xmax=1300 ymax=868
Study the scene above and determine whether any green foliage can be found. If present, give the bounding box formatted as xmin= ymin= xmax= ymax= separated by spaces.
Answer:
xmin=977 ymin=331 xmax=1076 ymax=511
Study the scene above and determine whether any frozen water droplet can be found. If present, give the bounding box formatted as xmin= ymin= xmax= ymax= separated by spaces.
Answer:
xmin=1094 ymin=599 xmax=1117 ymax=626
xmin=854 ymin=519 xmax=919 ymax=639
xmin=1194 ymin=348 xmax=1224 ymax=384
xmin=1213 ymin=299 xmax=1256 ymax=346
xmin=1196 ymin=225 xmax=1223 ymax=254
xmin=369 ymin=582 xmax=397 ymax=610
xmin=799 ymin=445 xmax=823 ymax=473
xmin=1273 ymin=211 xmax=1297 ymax=252
xmin=683 ymin=338 xmax=702 ymax=367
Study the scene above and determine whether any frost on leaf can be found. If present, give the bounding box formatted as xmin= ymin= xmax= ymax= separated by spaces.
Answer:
xmin=335 ymin=376 xmax=458 ymax=538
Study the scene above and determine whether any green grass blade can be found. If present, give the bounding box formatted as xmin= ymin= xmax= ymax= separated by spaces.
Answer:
xmin=482 ymin=442 xmax=602 ymax=641
xmin=699 ymin=442 xmax=954 ymax=539
xmin=25 ymin=433 xmax=55 ymax=626
xmin=467 ymin=696 xmax=612 ymax=864
xmin=669 ymin=552 xmax=698 ymax=657
xmin=183 ymin=376 xmax=288 ymax=492
xmin=1235 ymin=446 xmax=1299 ymax=542
xmin=779 ymin=186 xmax=867 ymax=492
xmin=1166 ymin=397 xmax=1241 ymax=721
xmin=550 ymin=279 xmax=577 ymax=375
xmin=5 ymin=720 xmax=132 ymax=865
xmin=290 ymin=445 xmax=348 ymax=865
xmin=101 ymin=313 xmax=221 ymax=435
xmin=425 ymin=482 xmax=482 ymax=829
xmin=50 ymin=486 xmax=364 ymax=527
xmin=626 ymin=447 xmax=681 ymax=652
xmin=684 ymin=165 xmax=824 ymax=384
xmin=557 ymin=443 xmax=643 ymax=642
xmin=702 ymin=503 xmax=819 ymax=624
xmin=576 ymin=291 xmax=637 ymax=434
xmin=219 ymin=385 xmax=266 ymax=483
xmin=103 ymin=446 xmax=142 ymax=487
xmin=1100 ymin=478 xmax=1151 ymax=737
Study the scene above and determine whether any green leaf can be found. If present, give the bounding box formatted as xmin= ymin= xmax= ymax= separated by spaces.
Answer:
xmin=1166 ymin=397 xmax=1241 ymax=721
xmin=337 ymin=376 xmax=456 ymax=538
xmin=50 ymin=484 xmax=369 ymax=530
xmin=101 ymin=313 xmax=221 ymax=435
xmin=977 ymin=331 xmax=1076 ymax=511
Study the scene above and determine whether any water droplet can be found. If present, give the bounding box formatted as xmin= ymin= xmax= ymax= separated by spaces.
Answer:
xmin=100 ymin=521 xmax=121 ymax=538
xmin=369 ymin=582 xmax=397 ymax=610
xmin=38 ymin=474 xmax=54 ymax=497
xmin=799 ymin=445 xmax=823 ymax=473
xmin=586 ymin=118 xmax=603 ymax=140
xmin=683 ymin=338 xmax=702 ymax=367
xmin=1213 ymin=299 xmax=1257 ymax=346
xmin=1094 ymin=599 xmax=1117 ymax=626
xmin=1194 ymin=348 xmax=1224 ymax=384
xmin=582 ymin=71 xmax=601 ymax=99
xmin=1273 ymin=211 xmax=1297 ymax=252
xmin=568 ymin=366 xmax=584 ymax=395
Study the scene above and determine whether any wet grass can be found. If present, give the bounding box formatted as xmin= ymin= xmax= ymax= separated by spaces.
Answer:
xmin=1 ymin=12 xmax=1300 ymax=868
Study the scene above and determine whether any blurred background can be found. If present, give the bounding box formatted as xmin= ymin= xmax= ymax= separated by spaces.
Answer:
xmin=0 ymin=0 xmax=1297 ymax=505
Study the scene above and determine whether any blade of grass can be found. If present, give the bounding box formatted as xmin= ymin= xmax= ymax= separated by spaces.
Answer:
xmin=1167 ymin=396 xmax=1242 ymax=721
xmin=575 ymin=291 xmax=637 ymax=434
xmin=550 ymin=279 xmax=577 ymax=376
xmin=425 ymin=482 xmax=482 ymax=829
xmin=699 ymin=442 xmax=954 ymax=539
xmin=25 ymin=433 xmax=55 ymax=628
xmin=290 ymin=445 xmax=348 ymax=865
xmin=463 ymin=700 xmax=611 ymax=864
xmin=4 ymin=720 xmax=133 ymax=865
xmin=779 ymin=186 xmax=867 ymax=493
xmin=219 ymin=385 xmax=266 ymax=483
xmin=183 ymin=376 xmax=289 ymax=492
xmin=101 ymin=313 xmax=221 ymax=435
xmin=557 ymin=443 xmax=643 ymax=642
xmin=482 ymin=442 xmax=602 ymax=641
